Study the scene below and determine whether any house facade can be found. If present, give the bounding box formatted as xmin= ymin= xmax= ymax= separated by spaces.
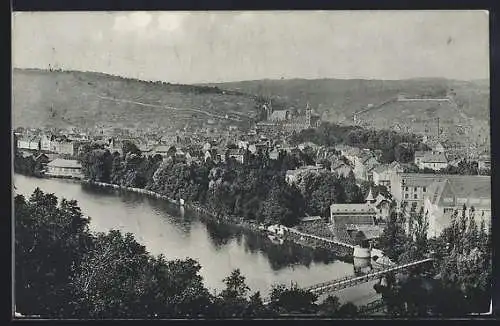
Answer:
xmin=285 ymin=165 xmax=324 ymax=186
xmin=17 ymin=136 xmax=40 ymax=151
xmin=329 ymin=189 xmax=390 ymax=227
xmin=45 ymin=158 xmax=83 ymax=179
xmin=330 ymin=161 xmax=353 ymax=178
xmin=391 ymin=173 xmax=491 ymax=213
xmin=414 ymin=151 xmax=448 ymax=170
xmin=424 ymin=176 xmax=491 ymax=237
xmin=372 ymin=162 xmax=404 ymax=192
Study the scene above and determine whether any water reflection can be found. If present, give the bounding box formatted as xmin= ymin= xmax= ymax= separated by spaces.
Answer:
xmin=15 ymin=175 xmax=365 ymax=299
xmin=201 ymin=219 xmax=346 ymax=272
xmin=204 ymin=219 xmax=239 ymax=248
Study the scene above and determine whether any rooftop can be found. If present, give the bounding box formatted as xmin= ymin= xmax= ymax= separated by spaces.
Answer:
xmin=415 ymin=151 xmax=448 ymax=163
xmin=330 ymin=203 xmax=377 ymax=213
xmin=47 ymin=158 xmax=82 ymax=169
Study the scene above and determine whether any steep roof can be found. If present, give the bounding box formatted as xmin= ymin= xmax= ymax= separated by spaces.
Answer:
xmin=330 ymin=203 xmax=377 ymax=213
xmin=428 ymin=176 xmax=491 ymax=208
xmin=47 ymin=158 xmax=82 ymax=169
xmin=415 ymin=151 xmax=448 ymax=163
xmin=365 ymin=188 xmax=375 ymax=202
xmin=153 ymin=145 xmax=172 ymax=153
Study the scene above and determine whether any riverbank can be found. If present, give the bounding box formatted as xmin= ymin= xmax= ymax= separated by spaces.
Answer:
xmin=80 ymin=179 xmax=356 ymax=258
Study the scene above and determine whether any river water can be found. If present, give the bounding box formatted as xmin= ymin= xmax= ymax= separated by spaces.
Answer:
xmin=13 ymin=174 xmax=379 ymax=304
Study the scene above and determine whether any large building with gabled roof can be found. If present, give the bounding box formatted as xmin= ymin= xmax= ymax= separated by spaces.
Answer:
xmin=424 ymin=175 xmax=491 ymax=237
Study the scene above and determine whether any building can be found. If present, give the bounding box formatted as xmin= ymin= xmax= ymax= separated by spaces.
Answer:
xmin=45 ymin=158 xmax=83 ymax=179
xmin=372 ymin=161 xmax=404 ymax=192
xmin=330 ymin=188 xmax=391 ymax=226
xmin=269 ymin=148 xmax=280 ymax=160
xmin=391 ymin=173 xmax=491 ymax=212
xmin=226 ymin=148 xmax=246 ymax=164
xmin=256 ymin=102 xmax=321 ymax=133
xmin=107 ymin=138 xmax=123 ymax=155
xmin=285 ymin=165 xmax=324 ymax=185
xmin=35 ymin=153 xmax=50 ymax=166
xmin=52 ymin=139 xmax=79 ymax=157
xmin=17 ymin=136 xmax=40 ymax=151
xmin=477 ymin=154 xmax=491 ymax=171
xmin=330 ymin=160 xmax=353 ymax=178
xmin=390 ymin=173 xmax=443 ymax=210
xmin=40 ymin=134 xmax=54 ymax=151
xmin=424 ymin=176 xmax=491 ymax=237
xmin=414 ymin=151 xmax=448 ymax=170
xmin=351 ymin=151 xmax=380 ymax=181
xmin=152 ymin=145 xmax=173 ymax=159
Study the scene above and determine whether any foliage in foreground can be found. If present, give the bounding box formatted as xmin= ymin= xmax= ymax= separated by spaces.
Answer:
xmin=375 ymin=203 xmax=492 ymax=317
xmin=15 ymin=189 xmax=357 ymax=318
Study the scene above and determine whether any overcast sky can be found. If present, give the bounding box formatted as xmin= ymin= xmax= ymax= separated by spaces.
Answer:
xmin=12 ymin=11 xmax=489 ymax=84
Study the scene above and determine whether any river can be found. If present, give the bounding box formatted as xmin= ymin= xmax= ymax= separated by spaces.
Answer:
xmin=13 ymin=174 xmax=380 ymax=305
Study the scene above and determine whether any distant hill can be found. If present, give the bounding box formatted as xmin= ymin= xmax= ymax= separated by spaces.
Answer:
xmin=202 ymin=78 xmax=490 ymax=124
xmin=13 ymin=69 xmax=489 ymax=142
xmin=12 ymin=68 xmax=258 ymax=130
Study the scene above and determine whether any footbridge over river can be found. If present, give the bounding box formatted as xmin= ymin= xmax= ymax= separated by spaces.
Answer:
xmin=285 ymin=228 xmax=356 ymax=251
xmin=263 ymin=258 xmax=433 ymax=305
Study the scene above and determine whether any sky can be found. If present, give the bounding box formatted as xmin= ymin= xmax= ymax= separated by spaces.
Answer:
xmin=12 ymin=11 xmax=489 ymax=84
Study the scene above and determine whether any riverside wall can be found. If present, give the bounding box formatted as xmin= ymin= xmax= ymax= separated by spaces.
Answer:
xmin=80 ymin=179 xmax=356 ymax=257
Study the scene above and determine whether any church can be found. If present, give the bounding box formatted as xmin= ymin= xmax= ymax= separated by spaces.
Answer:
xmin=256 ymin=100 xmax=321 ymax=133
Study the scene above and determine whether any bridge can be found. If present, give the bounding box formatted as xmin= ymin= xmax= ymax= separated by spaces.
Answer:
xmin=286 ymin=228 xmax=355 ymax=250
xmin=304 ymin=257 xmax=433 ymax=295
xmin=263 ymin=258 xmax=433 ymax=305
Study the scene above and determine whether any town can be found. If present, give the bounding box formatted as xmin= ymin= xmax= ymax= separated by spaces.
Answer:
xmin=14 ymin=94 xmax=491 ymax=246
xmin=12 ymin=10 xmax=492 ymax=320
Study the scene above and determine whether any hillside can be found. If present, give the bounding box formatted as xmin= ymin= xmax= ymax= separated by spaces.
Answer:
xmin=13 ymin=69 xmax=489 ymax=145
xmin=12 ymin=69 xmax=258 ymax=130
xmin=202 ymin=78 xmax=490 ymax=123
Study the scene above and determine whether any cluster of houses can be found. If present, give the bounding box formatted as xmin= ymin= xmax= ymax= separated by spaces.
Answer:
xmin=15 ymin=125 xmax=491 ymax=240
xmin=281 ymin=140 xmax=491 ymax=240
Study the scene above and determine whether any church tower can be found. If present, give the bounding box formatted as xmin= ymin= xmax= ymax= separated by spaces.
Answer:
xmin=305 ymin=102 xmax=312 ymax=128
xmin=365 ymin=187 xmax=375 ymax=204
xmin=264 ymin=100 xmax=273 ymax=120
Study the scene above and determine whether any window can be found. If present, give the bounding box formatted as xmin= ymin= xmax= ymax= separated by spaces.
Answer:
xmin=423 ymin=187 xmax=426 ymax=193
xmin=405 ymin=194 xmax=409 ymax=199
xmin=414 ymin=194 xmax=418 ymax=199
xmin=405 ymin=187 xmax=409 ymax=191
xmin=414 ymin=187 xmax=417 ymax=192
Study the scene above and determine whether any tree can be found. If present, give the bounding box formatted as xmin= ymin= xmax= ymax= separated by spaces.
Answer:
xmin=308 ymin=172 xmax=345 ymax=217
xmin=399 ymin=207 xmax=429 ymax=263
xmin=377 ymin=206 xmax=409 ymax=263
xmin=15 ymin=189 xmax=93 ymax=317
xmin=121 ymin=140 xmax=141 ymax=156
xmin=343 ymin=171 xmax=364 ymax=203
xmin=216 ymin=269 xmax=261 ymax=318
xmin=269 ymin=283 xmax=318 ymax=314
xmin=337 ymin=302 xmax=359 ymax=317
xmin=318 ymin=295 xmax=341 ymax=316
xmin=167 ymin=146 xmax=177 ymax=158
xmin=394 ymin=143 xmax=414 ymax=163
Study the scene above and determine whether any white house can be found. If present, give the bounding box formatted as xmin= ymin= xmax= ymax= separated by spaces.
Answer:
xmin=414 ymin=151 xmax=448 ymax=170
xmin=45 ymin=158 xmax=83 ymax=179
xmin=17 ymin=136 xmax=40 ymax=151
xmin=424 ymin=176 xmax=491 ymax=238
